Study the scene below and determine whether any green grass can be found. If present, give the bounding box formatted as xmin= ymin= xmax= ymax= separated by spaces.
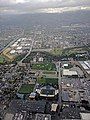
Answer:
xmin=32 ymin=62 xmax=56 ymax=71
xmin=37 ymin=77 xmax=58 ymax=85
xmin=50 ymin=48 xmax=63 ymax=56
xmin=18 ymin=84 xmax=35 ymax=94
xmin=15 ymin=54 xmax=26 ymax=62
xmin=50 ymin=46 xmax=90 ymax=57
xmin=0 ymin=56 xmax=4 ymax=64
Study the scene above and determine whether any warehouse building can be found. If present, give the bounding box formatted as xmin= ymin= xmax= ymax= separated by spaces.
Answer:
xmin=62 ymin=69 xmax=78 ymax=77
xmin=78 ymin=61 xmax=90 ymax=77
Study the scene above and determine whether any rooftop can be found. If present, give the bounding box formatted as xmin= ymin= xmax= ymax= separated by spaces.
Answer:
xmin=9 ymin=100 xmax=46 ymax=114
xmin=80 ymin=113 xmax=90 ymax=120
xmin=63 ymin=69 xmax=78 ymax=76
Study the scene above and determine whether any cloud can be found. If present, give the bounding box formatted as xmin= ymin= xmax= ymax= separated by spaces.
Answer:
xmin=0 ymin=0 xmax=90 ymax=14
xmin=37 ymin=6 xmax=90 ymax=13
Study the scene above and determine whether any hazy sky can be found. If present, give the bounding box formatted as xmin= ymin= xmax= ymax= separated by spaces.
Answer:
xmin=0 ymin=0 xmax=90 ymax=14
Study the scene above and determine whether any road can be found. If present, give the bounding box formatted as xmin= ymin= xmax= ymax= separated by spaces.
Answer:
xmin=56 ymin=62 xmax=62 ymax=108
xmin=19 ymin=39 xmax=34 ymax=64
xmin=17 ymin=30 xmax=37 ymax=66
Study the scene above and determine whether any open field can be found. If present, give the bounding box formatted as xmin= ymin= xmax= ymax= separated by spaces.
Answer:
xmin=18 ymin=84 xmax=35 ymax=94
xmin=50 ymin=46 xmax=90 ymax=57
xmin=37 ymin=77 xmax=58 ymax=85
xmin=31 ymin=62 xmax=56 ymax=71
xmin=50 ymin=48 xmax=63 ymax=56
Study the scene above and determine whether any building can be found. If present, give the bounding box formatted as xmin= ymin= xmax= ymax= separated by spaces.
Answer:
xmin=80 ymin=113 xmax=90 ymax=120
xmin=61 ymin=103 xmax=81 ymax=119
xmin=63 ymin=69 xmax=78 ymax=77
xmin=4 ymin=113 xmax=14 ymax=120
xmin=29 ymin=92 xmax=37 ymax=99
xmin=9 ymin=100 xmax=46 ymax=114
xmin=35 ymin=114 xmax=51 ymax=120
xmin=38 ymin=57 xmax=44 ymax=62
xmin=51 ymin=103 xmax=58 ymax=112
xmin=78 ymin=61 xmax=90 ymax=77
xmin=37 ymin=85 xmax=58 ymax=99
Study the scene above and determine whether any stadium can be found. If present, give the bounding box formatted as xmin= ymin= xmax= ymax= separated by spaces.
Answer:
xmin=36 ymin=85 xmax=58 ymax=99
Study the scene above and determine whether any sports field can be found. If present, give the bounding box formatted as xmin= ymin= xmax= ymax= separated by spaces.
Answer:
xmin=18 ymin=84 xmax=35 ymax=94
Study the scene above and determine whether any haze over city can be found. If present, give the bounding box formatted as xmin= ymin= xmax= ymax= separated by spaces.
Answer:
xmin=0 ymin=0 xmax=90 ymax=14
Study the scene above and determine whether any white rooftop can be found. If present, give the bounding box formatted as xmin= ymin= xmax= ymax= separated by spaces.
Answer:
xmin=63 ymin=64 xmax=68 ymax=67
xmin=80 ymin=113 xmax=90 ymax=120
xmin=51 ymin=104 xmax=58 ymax=112
xmin=84 ymin=61 xmax=90 ymax=68
xmin=16 ymin=46 xmax=22 ymax=50
xmin=79 ymin=61 xmax=90 ymax=70
xmin=86 ymin=70 xmax=90 ymax=74
xmin=4 ymin=113 xmax=14 ymax=120
xmin=10 ymin=50 xmax=16 ymax=54
xmin=63 ymin=69 xmax=78 ymax=76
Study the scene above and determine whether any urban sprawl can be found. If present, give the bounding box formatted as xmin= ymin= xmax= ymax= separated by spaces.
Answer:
xmin=0 ymin=24 xmax=90 ymax=120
